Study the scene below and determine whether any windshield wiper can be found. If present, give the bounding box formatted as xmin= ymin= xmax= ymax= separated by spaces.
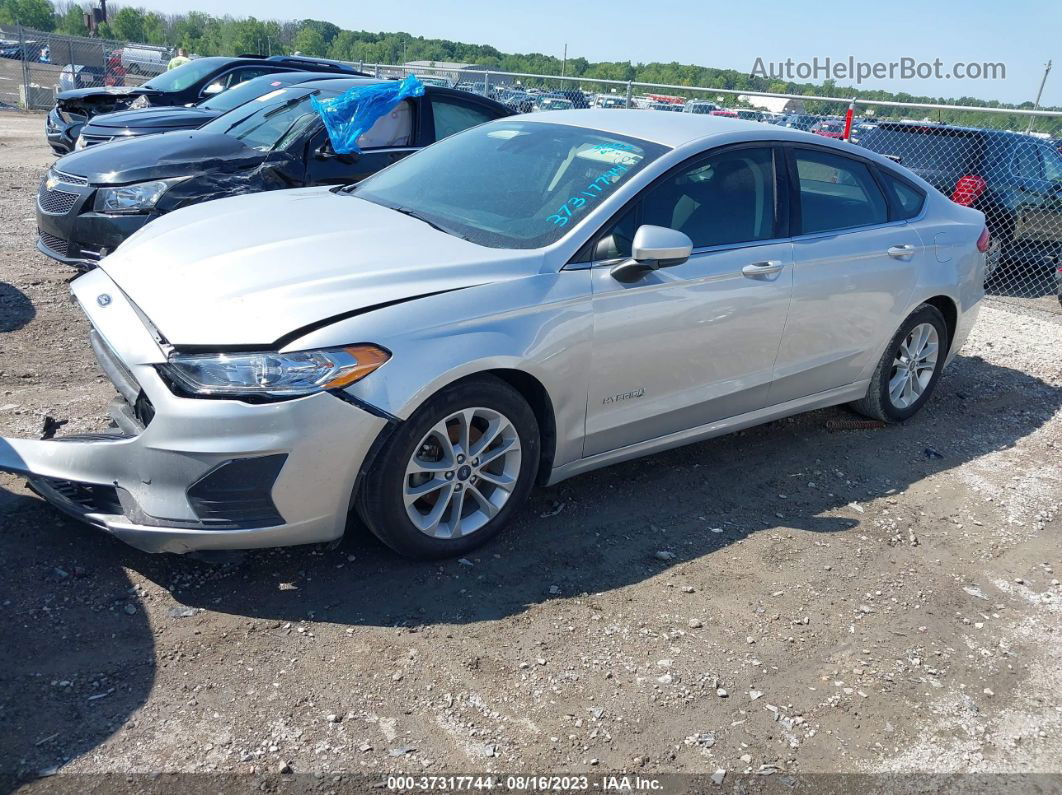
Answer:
xmin=391 ymin=206 xmax=468 ymax=240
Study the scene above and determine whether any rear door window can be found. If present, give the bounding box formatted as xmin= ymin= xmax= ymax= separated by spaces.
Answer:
xmin=794 ymin=148 xmax=888 ymax=234
xmin=431 ymin=96 xmax=501 ymax=141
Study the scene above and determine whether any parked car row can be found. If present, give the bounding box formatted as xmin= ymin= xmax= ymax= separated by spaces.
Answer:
xmin=2 ymin=70 xmax=992 ymax=560
xmin=45 ymin=53 xmax=371 ymax=155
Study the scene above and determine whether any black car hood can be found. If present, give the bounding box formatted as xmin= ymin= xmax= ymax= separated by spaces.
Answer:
xmin=87 ymin=106 xmax=221 ymax=131
xmin=55 ymin=131 xmax=271 ymax=185
xmin=56 ymin=86 xmax=164 ymax=120
xmin=57 ymin=86 xmax=153 ymax=102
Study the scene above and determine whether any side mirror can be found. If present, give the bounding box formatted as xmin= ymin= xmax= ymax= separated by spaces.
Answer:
xmin=610 ymin=225 xmax=693 ymax=281
xmin=315 ymin=140 xmax=357 ymax=164
xmin=201 ymin=81 xmax=224 ymax=97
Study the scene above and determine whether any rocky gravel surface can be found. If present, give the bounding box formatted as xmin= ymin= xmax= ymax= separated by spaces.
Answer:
xmin=1 ymin=112 xmax=1060 ymax=789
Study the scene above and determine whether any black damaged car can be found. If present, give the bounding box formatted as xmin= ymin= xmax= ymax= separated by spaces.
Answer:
xmin=37 ymin=78 xmax=513 ymax=267
xmin=46 ymin=54 xmax=366 ymax=155
xmin=73 ymin=71 xmax=355 ymax=151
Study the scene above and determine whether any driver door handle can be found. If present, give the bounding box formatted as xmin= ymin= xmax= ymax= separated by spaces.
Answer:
xmin=888 ymin=244 xmax=916 ymax=259
xmin=741 ymin=260 xmax=783 ymax=278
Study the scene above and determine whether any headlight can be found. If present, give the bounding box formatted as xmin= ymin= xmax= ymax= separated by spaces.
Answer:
xmin=158 ymin=345 xmax=390 ymax=399
xmin=93 ymin=177 xmax=186 ymax=214
xmin=129 ymin=95 xmax=150 ymax=110
xmin=74 ymin=134 xmax=87 ymax=151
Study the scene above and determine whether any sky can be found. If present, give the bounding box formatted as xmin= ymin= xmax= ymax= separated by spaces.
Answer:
xmin=131 ymin=0 xmax=1059 ymax=105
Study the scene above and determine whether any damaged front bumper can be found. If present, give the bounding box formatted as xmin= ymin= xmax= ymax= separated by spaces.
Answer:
xmin=0 ymin=268 xmax=390 ymax=554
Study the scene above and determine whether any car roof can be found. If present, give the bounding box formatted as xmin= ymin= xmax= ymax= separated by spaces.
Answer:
xmin=515 ymin=109 xmax=766 ymax=146
xmin=299 ymin=77 xmax=388 ymax=91
xmin=260 ymin=71 xmax=358 ymax=85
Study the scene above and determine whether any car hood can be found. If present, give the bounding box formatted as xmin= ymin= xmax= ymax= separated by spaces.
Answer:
xmin=98 ymin=187 xmax=539 ymax=348
xmin=55 ymin=131 xmax=266 ymax=184
xmin=88 ymin=106 xmax=220 ymax=131
xmin=57 ymin=86 xmax=150 ymax=101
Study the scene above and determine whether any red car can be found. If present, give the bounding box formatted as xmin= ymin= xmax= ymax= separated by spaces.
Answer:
xmin=710 ymin=109 xmax=738 ymax=117
xmin=811 ymin=119 xmax=846 ymax=139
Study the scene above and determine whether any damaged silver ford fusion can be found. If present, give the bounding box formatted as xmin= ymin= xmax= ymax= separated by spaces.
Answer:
xmin=2 ymin=112 xmax=986 ymax=558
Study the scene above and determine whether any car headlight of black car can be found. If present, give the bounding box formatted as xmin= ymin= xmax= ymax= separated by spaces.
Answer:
xmin=93 ymin=177 xmax=188 ymax=215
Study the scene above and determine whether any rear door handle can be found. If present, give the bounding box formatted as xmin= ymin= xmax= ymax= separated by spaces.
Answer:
xmin=741 ymin=260 xmax=783 ymax=278
xmin=887 ymin=244 xmax=916 ymax=259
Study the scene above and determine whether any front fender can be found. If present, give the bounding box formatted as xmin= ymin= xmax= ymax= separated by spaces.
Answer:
xmin=286 ymin=270 xmax=594 ymax=468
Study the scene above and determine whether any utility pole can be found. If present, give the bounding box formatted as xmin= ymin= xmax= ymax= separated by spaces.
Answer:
xmin=561 ymin=43 xmax=567 ymax=78
xmin=1026 ymin=59 xmax=1052 ymax=133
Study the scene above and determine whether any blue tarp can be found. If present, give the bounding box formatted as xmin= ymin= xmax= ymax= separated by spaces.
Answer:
xmin=311 ymin=74 xmax=425 ymax=155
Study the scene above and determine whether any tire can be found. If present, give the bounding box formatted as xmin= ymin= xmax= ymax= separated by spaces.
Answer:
xmin=850 ymin=304 xmax=949 ymax=423
xmin=355 ymin=375 xmax=540 ymax=559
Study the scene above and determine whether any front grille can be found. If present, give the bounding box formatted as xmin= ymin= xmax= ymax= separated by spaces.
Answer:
xmin=51 ymin=169 xmax=88 ymax=186
xmin=38 ymin=230 xmax=69 ymax=258
xmin=80 ymin=134 xmax=114 ymax=148
xmin=35 ymin=477 xmax=123 ymax=516
xmin=38 ymin=187 xmax=80 ymax=215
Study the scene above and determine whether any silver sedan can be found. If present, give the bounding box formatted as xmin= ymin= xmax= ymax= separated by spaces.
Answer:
xmin=0 ymin=111 xmax=988 ymax=558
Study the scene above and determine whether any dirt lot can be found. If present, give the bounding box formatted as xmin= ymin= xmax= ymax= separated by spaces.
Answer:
xmin=1 ymin=111 xmax=1060 ymax=789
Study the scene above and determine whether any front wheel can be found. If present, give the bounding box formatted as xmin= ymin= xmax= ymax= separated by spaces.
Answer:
xmin=355 ymin=376 xmax=540 ymax=559
xmin=850 ymin=304 xmax=949 ymax=422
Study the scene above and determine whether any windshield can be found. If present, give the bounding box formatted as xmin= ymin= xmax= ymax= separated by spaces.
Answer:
xmin=352 ymin=120 xmax=669 ymax=249
xmin=199 ymin=74 xmax=294 ymax=112
xmin=200 ymin=87 xmax=325 ymax=151
xmin=142 ymin=57 xmax=228 ymax=92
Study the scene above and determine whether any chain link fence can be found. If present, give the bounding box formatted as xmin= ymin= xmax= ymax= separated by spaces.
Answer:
xmin=2 ymin=28 xmax=1059 ymax=314
xmin=0 ymin=25 xmax=168 ymax=111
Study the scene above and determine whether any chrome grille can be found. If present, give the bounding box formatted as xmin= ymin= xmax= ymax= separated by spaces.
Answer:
xmin=38 ymin=187 xmax=80 ymax=215
xmin=38 ymin=230 xmax=70 ymax=257
xmin=80 ymin=134 xmax=114 ymax=148
xmin=50 ymin=169 xmax=88 ymax=186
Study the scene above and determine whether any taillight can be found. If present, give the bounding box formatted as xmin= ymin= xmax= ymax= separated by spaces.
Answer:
xmin=976 ymin=226 xmax=990 ymax=253
xmin=952 ymin=175 xmax=987 ymax=206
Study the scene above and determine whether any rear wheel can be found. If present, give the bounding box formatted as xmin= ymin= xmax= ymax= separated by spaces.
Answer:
xmin=851 ymin=304 xmax=949 ymax=422
xmin=356 ymin=376 xmax=539 ymax=559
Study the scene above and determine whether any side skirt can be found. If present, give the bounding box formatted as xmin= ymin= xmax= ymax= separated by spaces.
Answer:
xmin=546 ymin=381 xmax=870 ymax=486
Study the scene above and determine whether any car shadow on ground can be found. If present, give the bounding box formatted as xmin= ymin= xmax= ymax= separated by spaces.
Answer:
xmin=0 ymin=282 xmax=35 ymax=332
xmin=125 ymin=352 xmax=1061 ymax=628
xmin=0 ymin=486 xmax=155 ymax=783
xmin=1 ymin=352 xmax=1058 ymax=780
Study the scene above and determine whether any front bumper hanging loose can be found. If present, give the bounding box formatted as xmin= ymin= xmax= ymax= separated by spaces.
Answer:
xmin=0 ymin=268 xmax=389 ymax=554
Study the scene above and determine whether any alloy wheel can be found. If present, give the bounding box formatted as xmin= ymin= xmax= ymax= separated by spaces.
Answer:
xmin=888 ymin=322 xmax=940 ymax=409
xmin=403 ymin=407 xmax=522 ymax=539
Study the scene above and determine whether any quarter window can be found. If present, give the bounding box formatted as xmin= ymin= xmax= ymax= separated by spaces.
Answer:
xmin=1012 ymin=143 xmax=1045 ymax=180
xmin=879 ymin=171 xmax=925 ymax=220
xmin=795 ymin=149 xmax=888 ymax=234
xmin=640 ymin=147 xmax=777 ymax=248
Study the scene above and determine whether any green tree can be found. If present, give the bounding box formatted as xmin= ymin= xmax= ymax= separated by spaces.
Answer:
xmin=292 ymin=26 xmax=326 ymax=57
xmin=110 ymin=7 xmax=145 ymax=42
xmin=55 ymin=5 xmax=88 ymax=36
xmin=0 ymin=0 xmax=56 ymax=30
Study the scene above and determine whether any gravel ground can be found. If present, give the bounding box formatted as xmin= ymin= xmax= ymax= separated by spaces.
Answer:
xmin=1 ymin=111 xmax=1061 ymax=789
